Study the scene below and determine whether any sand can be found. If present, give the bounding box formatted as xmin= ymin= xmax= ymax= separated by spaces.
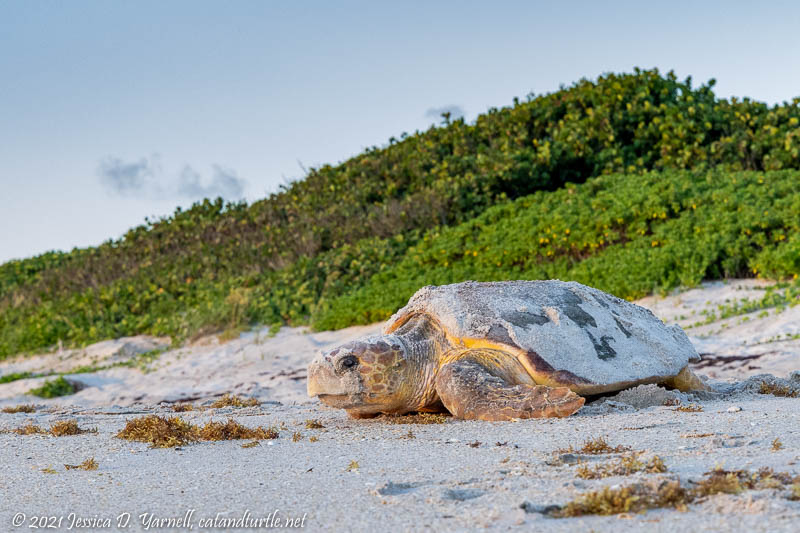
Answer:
xmin=1 ymin=390 xmax=799 ymax=532
xmin=1 ymin=279 xmax=799 ymax=532
xmin=638 ymin=279 xmax=800 ymax=381
xmin=0 ymin=323 xmax=382 ymax=407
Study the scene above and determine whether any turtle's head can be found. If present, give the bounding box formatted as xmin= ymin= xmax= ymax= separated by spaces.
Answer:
xmin=307 ymin=335 xmax=414 ymax=417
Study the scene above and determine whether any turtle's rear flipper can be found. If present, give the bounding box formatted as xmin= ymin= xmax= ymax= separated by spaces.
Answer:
xmin=663 ymin=365 xmax=711 ymax=392
xmin=435 ymin=358 xmax=585 ymax=421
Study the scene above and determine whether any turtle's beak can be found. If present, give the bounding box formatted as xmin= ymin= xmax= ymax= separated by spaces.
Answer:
xmin=307 ymin=354 xmax=349 ymax=397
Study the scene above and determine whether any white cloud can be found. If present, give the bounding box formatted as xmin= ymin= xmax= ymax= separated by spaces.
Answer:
xmin=97 ymin=156 xmax=246 ymax=200
xmin=177 ymin=164 xmax=245 ymax=199
xmin=98 ymin=155 xmax=160 ymax=196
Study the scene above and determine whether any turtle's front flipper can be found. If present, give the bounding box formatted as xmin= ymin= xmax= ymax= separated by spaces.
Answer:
xmin=435 ymin=357 xmax=585 ymax=421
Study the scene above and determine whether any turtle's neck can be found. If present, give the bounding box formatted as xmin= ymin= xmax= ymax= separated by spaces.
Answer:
xmin=393 ymin=314 xmax=448 ymax=410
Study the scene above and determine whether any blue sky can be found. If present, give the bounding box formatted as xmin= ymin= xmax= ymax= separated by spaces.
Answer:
xmin=2 ymin=1 xmax=799 ymax=263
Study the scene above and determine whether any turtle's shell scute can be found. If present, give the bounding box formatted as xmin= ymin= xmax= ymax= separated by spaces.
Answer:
xmin=385 ymin=280 xmax=699 ymax=389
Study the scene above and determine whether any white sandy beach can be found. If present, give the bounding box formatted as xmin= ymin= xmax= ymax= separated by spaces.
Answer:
xmin=1 ymin=279 xmax=799 ymax=532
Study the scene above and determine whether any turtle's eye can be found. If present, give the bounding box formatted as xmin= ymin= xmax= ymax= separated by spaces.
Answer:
xmin=339 ymin=355 xmax=358 ymax=371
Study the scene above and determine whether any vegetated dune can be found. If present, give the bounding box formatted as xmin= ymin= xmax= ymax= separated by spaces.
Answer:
xmin=3 ymin=69 xmax=800 ymax=360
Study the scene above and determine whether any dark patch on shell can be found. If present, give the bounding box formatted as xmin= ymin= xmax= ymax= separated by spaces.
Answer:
xmin=586 ymin=331 xmax=617 ymax=360
xmin=500 ymin=309 xmax=550 ymax=328
xmin=613 ymin=316 xmax=633 ymax=338
xmin=486 ymin=323 xmax=516 ymax=347
xmin=521 ymin=350 xmax=593 ymax=385
xmin=558 ymin=289 xmax=597 ymax=328
xmin=590 ymin=292 xmax=610 ymax=309
xmin=562 ymin=304 xmax=597 ymax=328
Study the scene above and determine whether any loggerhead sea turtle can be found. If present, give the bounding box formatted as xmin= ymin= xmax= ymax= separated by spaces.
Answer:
xmin=307 ymin=280 xmax=708 ymax=421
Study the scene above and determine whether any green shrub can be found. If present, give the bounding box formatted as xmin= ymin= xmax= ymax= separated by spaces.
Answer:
xmin=28 ymin=377 xmax=76 ymax=398
xmin=0 ymin=372 xmax=32 ymax=384
xmin=2 ymin=68 xmax=800 ymax=358
xmin=312 ymin=170 xmax=800 ymax=328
